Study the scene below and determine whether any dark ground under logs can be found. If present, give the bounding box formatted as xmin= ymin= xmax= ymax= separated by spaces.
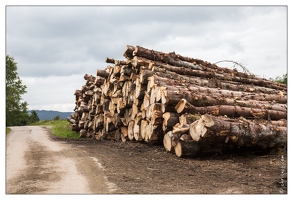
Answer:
xmin=54 ymin=135 xmax=287 ymax=194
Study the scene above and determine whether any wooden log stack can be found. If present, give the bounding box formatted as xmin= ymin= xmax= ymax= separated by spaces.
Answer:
xmin=68 ymin=45 xmax=287 ymax=158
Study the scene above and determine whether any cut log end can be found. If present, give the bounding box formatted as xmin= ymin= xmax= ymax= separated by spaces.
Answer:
xmin=163 ymin=132 xmax=173 ymax=152
xmin=175 ymin=99 xmax=187 ymax=113
xmin=174 ymin=141 xmax=201 ymax=158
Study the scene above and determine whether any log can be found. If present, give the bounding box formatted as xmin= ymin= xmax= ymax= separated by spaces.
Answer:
xmin=189 ymin=114 xmax=287 ymax=149
xmin=140 ymin=120 xmax=148 ymax=141
xmin=67 ymin=117 xmax=75 ymax=124
xmin=149 ymin=60 xmax=286 ymax=91
xmin=115 ymin=59 xmax=132 ymax=66
xmin=176 ymin=100 xmax=286 ymax=120
xmin=133 ymin=112 xmax=143 ymax=141
xmin=174 ymin=139 xmax=235 ymax=158
xmin=148 ymin=65 xmax=285 ymax=95
xmin=174 ymin=141 xmax=201 ymax=158
xmin=157 ymin=81 xmax=287 ymax=105
xmin=121 ymin=126 xmax=128 ymax=142
xmin=105 ymin=57 xmax=115 ymax=64
xmin=133 ymin=45 xmax=203 ymax=70
xmin=146 ymin=103 xmax=162 ymax=120
xmin=79 ymin=129 xmax=87 ymax=138
xmin=163 ymin=125 xmax=190 ymax=152
xmin=96 ymin=69 xmax=110 ymax=78
xmin=148 ymin=126 xmax=164 ymax=144
xmin=163 ymin=132 xmax=173 ymax=152
xmin=86 ymin=130 xmax=94 ymax=138
xmin=164 ymin=51 xmax=257 ymax=80
xmin=162 ymin=112 xmax=180 ymax=132
xmin=94 ymin=130 xmax=103 ymax=141
xmin=123 ymin=45 xmax=135 ymax=59
xmin=131 ymin=56 xmax=153 ymax=69
xmin=128 ymin=120 xmax=135 ymax=141
xmin=104 ymin=130 xmax=121 ymax=141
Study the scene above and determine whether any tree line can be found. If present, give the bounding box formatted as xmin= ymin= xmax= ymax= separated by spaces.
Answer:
xmin=6 ymin=55 xmax=39 ymax=126
xmin=5 ymin=55 xmax=287 ymax=126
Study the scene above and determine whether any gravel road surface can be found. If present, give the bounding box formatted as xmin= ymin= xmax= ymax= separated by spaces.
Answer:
xmin=6 ymin=126 xmax=119 ymax=194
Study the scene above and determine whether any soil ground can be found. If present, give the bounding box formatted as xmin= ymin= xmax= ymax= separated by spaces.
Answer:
xmin=6 ymin=126 xmax=287 ymax=194
xmin=56 ymin=134 xmax=287 ymax=194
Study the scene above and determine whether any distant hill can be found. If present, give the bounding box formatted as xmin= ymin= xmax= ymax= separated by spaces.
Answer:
xmin=28 ymin=110 xmax=74 ymax=121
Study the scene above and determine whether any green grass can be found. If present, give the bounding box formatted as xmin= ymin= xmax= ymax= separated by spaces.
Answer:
xmin=6 ymin=127 xmax=11 ymax=134
xmin=29 ymin=119 xmax=79 ymax=139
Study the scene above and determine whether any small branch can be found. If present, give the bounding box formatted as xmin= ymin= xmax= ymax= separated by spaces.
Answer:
xmin=214 ymin=60 xmax=253 ymax=75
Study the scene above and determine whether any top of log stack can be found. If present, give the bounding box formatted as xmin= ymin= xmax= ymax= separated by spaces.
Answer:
xmin=122 ymin=45 xmax=287 ymax=91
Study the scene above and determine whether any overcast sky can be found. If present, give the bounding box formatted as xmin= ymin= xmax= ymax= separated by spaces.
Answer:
xmin=5 ymin=5 xmax=288 ymax=112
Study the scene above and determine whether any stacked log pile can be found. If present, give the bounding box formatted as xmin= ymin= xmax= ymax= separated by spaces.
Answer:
xmin=68 ymin=45 xmax=287 ymax=158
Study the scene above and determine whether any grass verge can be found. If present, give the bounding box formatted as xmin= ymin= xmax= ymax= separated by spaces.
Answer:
xmin=6 ymin=127 xmax=11 ymax=134
xmin=29 ymin=119 xmax=79 ymax=139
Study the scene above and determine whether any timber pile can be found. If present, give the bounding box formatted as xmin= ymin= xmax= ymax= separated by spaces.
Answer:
xmin=68 ymin=45 xmax=287 ymax=158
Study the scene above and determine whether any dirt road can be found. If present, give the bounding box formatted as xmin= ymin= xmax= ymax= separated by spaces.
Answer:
xmin=6 ymin=126 xmax=119 ymax=194
xmin=6 ymin=125 xmax=287 ymax=194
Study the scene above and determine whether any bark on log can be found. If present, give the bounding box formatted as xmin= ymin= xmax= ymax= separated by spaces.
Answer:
xmin=156 ymin=80 xmax=287 ymax=105
xmin=149 ymin=60 xmax=286 ymax=91
xmin=176 ymin=99 xmax=286 ymax=120
xmin=133 ymin=46 xmax=203 ymax=70
xmin=163 ymin=126 xmax=190 ymax=152
xmin=67 ymin=117 xmax=75 ymax=124
xmin=148 ymin=65 xmax=286 ymax=95
xmin=189 ymin=114 xmax=287 ymax=149
xmin=121 ymin=126 xmax=128 ymax=142
xmin=105 ymin=57 xmax=115 ymax=64
xmin=162 ymin=112 xmax=180 ymax=132
xmin=79 ymin=129 xmax=87 ymax=138
xmin=96 ymin=69 xmax=110 ymax=78
xmin=134 ymin=44 xmax=287 ymax=90
xmin=174 ymin=141 xmax=201 ymax=158
xmin=123 ymin=45 xmax=135 ymax=59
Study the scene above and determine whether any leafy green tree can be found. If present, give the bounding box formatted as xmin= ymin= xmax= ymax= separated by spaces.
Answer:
xmin=29 ymin=110 xmax=40 ymax=123
xmin=275 ymin=74 xmax=287 ymax=85
xmin=54 ymin=115 xmax=60 ymax=120
xmin=6 ymin=55 xmax=30 ymax=126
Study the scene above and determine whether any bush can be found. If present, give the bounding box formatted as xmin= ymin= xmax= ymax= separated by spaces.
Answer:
xmin=53 ymin=115 xmax=60 ymax=120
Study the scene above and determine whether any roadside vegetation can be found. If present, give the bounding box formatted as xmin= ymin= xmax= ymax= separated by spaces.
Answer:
xmin=29 ymin=119 xmax=79 ymax=139
xmin=6 ymin=127 xmax=11 ymax=134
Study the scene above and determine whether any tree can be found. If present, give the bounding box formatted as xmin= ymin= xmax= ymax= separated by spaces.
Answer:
xmin=29 ymin=110 xmax=40 ymax=123
xmin=54 ymin=115 xmax=60 ymax=120
xmin=274 ymin=74 xmax=287 ymax=85
xmin=6 ymin=55 xmax=30 ymax=126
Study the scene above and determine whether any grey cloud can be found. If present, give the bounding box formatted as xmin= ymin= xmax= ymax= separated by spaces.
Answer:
xmin=6 ymin=5 xmax=287 ymax=111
